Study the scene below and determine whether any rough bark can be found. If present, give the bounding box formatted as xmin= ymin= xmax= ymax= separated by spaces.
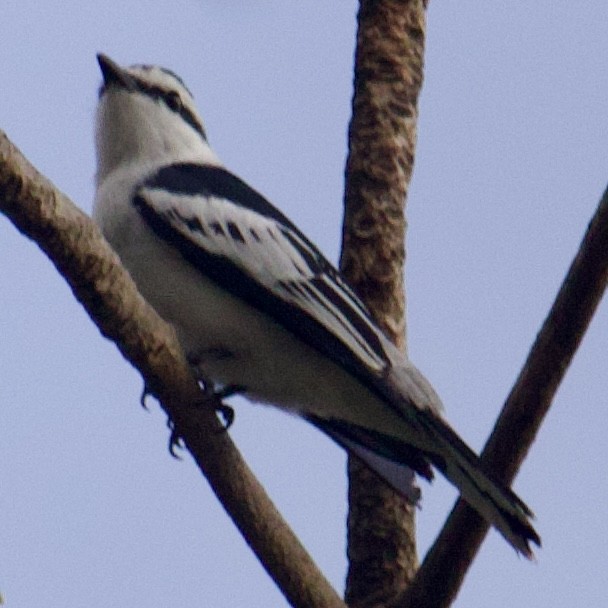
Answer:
xmin=340 ymin=1 xmax=427 ymax=605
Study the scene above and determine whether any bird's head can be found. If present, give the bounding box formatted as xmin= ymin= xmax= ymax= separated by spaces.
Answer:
xmin=95 ymin=54 xmax=218 ymax=182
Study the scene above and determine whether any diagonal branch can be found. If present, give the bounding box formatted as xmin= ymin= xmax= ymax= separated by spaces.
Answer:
xmin=399 ymin=187 xmax=608 ymax=608
xmin=0 ymin=131 xmax=346 ymax=608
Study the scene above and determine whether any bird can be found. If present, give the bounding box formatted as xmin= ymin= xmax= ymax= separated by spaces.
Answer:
xmin=93 ymin=53 xmax=540 ymax=557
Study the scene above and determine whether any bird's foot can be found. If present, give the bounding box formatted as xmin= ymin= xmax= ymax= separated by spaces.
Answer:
xmin=206 ymin=384 xmax=246 ymax=432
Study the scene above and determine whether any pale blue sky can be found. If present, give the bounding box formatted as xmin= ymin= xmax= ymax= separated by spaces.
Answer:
xmin=1 ymin=2 xmax=607 ymax=606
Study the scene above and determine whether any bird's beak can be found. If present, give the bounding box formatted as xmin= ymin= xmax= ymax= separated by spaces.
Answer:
xmin=97 ymin=53 xmax=137 ymax=92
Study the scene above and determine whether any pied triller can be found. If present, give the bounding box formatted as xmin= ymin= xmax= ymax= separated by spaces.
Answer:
xmin=93 ymin=53 xmax=540 ymax=557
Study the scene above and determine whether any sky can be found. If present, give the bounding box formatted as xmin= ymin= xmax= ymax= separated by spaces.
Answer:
xmin=1 ymin=2 xmax=607 ymax=607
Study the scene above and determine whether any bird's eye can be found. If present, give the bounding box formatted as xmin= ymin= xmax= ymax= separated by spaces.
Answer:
xmin=165 ymin=91 xmax=183 ymax=112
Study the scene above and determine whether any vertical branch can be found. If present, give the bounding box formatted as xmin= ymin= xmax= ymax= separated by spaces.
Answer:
xmin=340 ymin=1 xmax=428 ymax=604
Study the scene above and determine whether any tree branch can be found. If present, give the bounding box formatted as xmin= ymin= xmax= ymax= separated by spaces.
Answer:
xmin=399 ymin=187 xmax=608 ymax=608
xmin=340 ymin=1 xmax=427 ymax=605
xmin=0 ymin=130 xmax=346 ymax=608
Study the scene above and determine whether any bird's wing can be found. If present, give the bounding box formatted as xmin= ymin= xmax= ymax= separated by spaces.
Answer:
xmin=134 ymin=162 xmax=396 ymax=388
xmin=133 ymin=163 xmax=541 ymax=556
xmin=135 ymin=164 xmax=427 ymax=499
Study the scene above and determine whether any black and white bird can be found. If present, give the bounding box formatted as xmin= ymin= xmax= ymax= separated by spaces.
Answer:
xmin=93 ymin=54 xmax=540 ymax=557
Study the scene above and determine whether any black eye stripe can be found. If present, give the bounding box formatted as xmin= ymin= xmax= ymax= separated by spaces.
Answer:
xmin=131 ymin=75 xmax=207 ymax=140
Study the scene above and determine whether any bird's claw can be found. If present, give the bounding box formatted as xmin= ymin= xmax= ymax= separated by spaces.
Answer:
xmin=140 ymin=384 xmax=154 ymax=410
xmin=167 ymin=418 xmax=183 ymax=459
xmin=143 ymin=372 xmax=244 ymax=455
xmin=214 ymin=402 xmax=235 ymax=431
xmin=209 ymin=384 xmax=244 ymax=432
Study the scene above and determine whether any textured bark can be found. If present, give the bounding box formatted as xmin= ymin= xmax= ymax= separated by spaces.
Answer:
xmin=0 ymin=131 xmax=346 ymax=608
xmin=340 ymin=1 xmax=427 ymax=605
xmin=399 ymin=189 xmax=608 ymax=608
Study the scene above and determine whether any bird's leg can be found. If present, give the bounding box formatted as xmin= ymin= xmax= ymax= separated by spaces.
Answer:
xmin=213 ymin=384 xmax=247 ymax=400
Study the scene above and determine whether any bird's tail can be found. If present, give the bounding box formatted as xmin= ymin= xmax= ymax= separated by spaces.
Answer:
xmin=307 ymin=407 xmax=540 ymax=557
xmin=371 ymin=350 xmax=541 ymax=556
xmin=413 ymin=407 xmax=540 ymax=557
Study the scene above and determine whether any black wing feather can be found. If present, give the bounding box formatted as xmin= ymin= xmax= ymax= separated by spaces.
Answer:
xmin=135 ymin=162 xmax=391 ymax=388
